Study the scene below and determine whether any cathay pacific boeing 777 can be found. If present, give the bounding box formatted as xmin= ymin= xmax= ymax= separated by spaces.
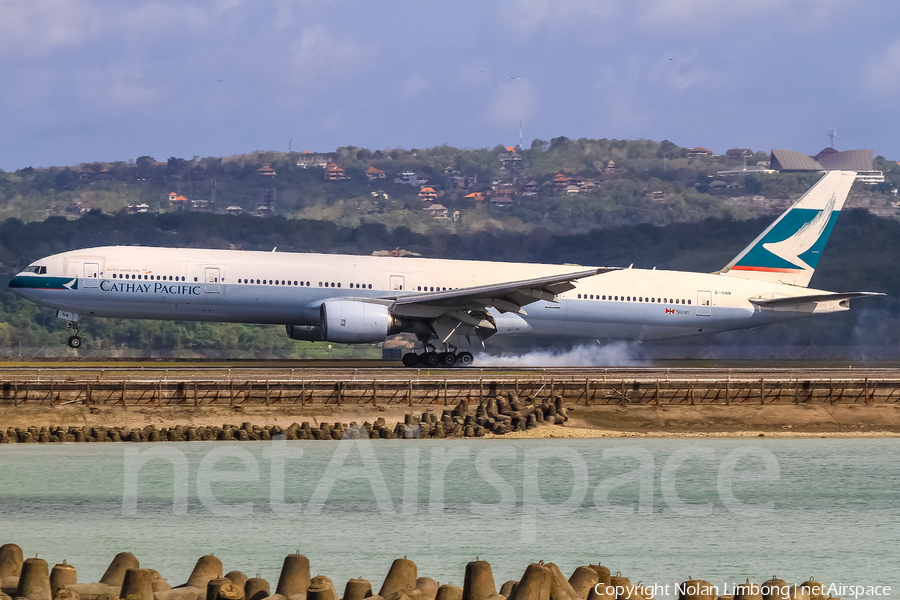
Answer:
xmin=8 ymin=170 xmax=881 ymax=366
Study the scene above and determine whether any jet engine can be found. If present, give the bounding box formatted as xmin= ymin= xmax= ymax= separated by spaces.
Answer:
xmin=320 ymin=301 xmax=403 ymax=343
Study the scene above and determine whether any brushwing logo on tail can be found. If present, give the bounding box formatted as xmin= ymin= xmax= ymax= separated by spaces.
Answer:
xmin=760 ymin=193 xmax=836 ymax=271
xmin=733 ymin=194 xmax=839 ymax=273
xmin=62 ymin=278 xmax=78 ymax=290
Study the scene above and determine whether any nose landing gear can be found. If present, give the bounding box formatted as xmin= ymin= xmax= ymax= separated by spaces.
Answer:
xmin=66 ymin=321 xmax=83 ymax=349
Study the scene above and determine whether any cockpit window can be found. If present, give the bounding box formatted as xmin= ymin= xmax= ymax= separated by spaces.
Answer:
xmin=23 ymin=266 xmax=47 ymax=274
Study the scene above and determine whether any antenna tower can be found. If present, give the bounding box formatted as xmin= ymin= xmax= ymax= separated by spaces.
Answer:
xmin=828 ymin=128 xmax=837 ymax=148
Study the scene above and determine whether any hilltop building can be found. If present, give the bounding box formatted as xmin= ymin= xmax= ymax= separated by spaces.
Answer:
xmin=770 ymin=148 xmax=884 ymax=183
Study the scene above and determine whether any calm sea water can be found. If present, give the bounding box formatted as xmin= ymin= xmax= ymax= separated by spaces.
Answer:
xmin=0 ymin=439 xmax=897 ymax=597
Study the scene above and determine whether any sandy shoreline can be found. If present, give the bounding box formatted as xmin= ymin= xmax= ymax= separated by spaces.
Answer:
xmin=2 ymin=403 xmax=900 ymax=438
xmin=482 ymin=423 xmax=900 ymax=439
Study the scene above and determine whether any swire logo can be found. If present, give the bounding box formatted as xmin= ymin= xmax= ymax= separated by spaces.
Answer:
xmin=665 ymin=308 xmax=675 ymax=314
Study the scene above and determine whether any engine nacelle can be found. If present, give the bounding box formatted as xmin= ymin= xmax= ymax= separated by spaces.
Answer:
xmin=285 ymin=325 xmax=323 ymax=341
xmin=321 ymin=301 xmax=397 ymax=343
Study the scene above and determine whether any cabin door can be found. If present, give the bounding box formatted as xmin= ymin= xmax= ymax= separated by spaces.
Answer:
xmin=390 ymin=275 xmax=405 ymax=292
xmin=697 ymin=290 xmax=712 ymax=316
xmin=205 ymin=268 xmax=220 ymax=293
xmin=83 ymin=263 xmax=100 ymax=288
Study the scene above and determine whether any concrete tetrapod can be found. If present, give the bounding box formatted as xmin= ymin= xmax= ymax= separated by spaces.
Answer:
xmin=226 ymin=573 xmax=249 ymax=591
xmin=499 ymin=582 xmax=518 ymax=598
xmin=788 ymin=586 xmax=810 ymax=600
xmin=545 ymin=564 xmax=579 ymax=600
xmin=187 ymin=557 xmax=224 ymax=589
xmin=17 ymin=557 xmax=52 ymax=600
xmin=208 ymin=578 xmax=244 ymax=600
xmin=463 ymin=561 xmax=496 ymax=600
xmin=0 ymin=544 xmax=23 ymax=579
xmin=50 ymin=562 xmax=77 ymax=596
xmin=307 ymin=575 xmax=338 ymax=600
xmin=586 ymin=582 xmax=612 ymax=600
xmin=800 ymin=579 xmax=826 ymax=600
xmin=586 ymin=567 xmax=610 ymax=588
xmin=607 ymin=575 xmax=630 ymax=592
xmin=508 ymin=564 xmax=552 ymax=600
xmin=245 ymin=578 xmax=271 ymax=600
xmin=149 ymin=570 xmax=172 ymax=593
xmin=275 ymin=555 xmax=311 ymax=598
xmin=567 ymin=567 xmax=599 ymax=600
xmin=677 ymin=579 xmax=716 ymax=600
xmin=100 ymin=553 xmax=140 ymax=587
xmin=415 ymin=579 xmax=438 ymax=600
xmin=120 ymin=569 xmax=154 ymax=600
xmin=378 ymin=559 xmax=417 ymax=599
xmin=435 ymin=586 xmax=463 ymax=600
xmin=734 ymin=580 xmax=763 ymax=600
xmin=761 ymin=579 xmax=789 ymax=600
xmin=343 ymin=578 xmax=373 ymax=600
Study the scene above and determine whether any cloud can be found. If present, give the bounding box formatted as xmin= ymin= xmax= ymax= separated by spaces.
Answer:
xmin=501 ymin=0 xmax=621 ymax=37
xmin=485 ymin=78 xmax=536 ymax=128
xmin=400 ymin=74 xmax=432 ymax=98
xmin=75 ymin=64 xmax=166 ymax=111
xmin=0 ymin=0 xmax=94 ymax=61
xmin=287 ymin=25 xmax=372 ymax=87
xmin=638 ymin=0 xmax=855 ymax=34
xmin=0 ymin=0 xmax=213 ymax=63
xmin=647 ymin=50 xmax=722 ymax=92
xmin=863 ymin=39 xmax=900 ymax=96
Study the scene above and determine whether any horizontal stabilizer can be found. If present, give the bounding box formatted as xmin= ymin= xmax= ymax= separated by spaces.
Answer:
xmin=749 ymin=291 xmax=884 ymax=307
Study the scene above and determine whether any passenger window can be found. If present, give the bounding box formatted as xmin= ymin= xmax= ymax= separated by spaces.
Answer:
xmin=368 ymin=284 xmax=372 ymax=289
xmin=578 ymin=294 xmax=582 ymax=299
xmin=688 ymin=300 xmax=691 ymax=305
xmin=319 ymin=282 xmax=323 ymax=287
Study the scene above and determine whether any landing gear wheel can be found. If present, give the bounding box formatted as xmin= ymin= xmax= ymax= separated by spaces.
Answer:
xmin=67 ymin=336 xmax=82 ymax=349
xmin=402 ymin=352 xmax=420 ymax=367
xmin=422 ymin=352 xmax=440 ymax=367
xmin=457 ymin=351 xmax=474 ymax=367
xmin=439 ymin=352 xmax=457 ymax=367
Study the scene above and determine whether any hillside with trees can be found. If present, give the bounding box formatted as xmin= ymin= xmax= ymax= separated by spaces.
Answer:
xmin=4 ymin=138 xmax=898 ymax=235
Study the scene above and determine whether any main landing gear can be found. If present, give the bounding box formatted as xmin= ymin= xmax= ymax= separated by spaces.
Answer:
xmin=401 ymin=346 xmax=474 ymax=368
xmin=66 ymin=321 xmax=83 ymax=349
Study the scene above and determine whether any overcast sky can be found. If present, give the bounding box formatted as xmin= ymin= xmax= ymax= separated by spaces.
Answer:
xmin=2 ymin=0 xmax=899 ymax=171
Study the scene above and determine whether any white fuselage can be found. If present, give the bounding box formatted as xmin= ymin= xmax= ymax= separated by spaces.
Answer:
xmin=11 ymin=246 xmax=848 ymax=343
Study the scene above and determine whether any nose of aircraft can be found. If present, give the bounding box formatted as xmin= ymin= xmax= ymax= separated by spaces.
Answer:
xmin=8 ymin=275 xmax=28 ymax=290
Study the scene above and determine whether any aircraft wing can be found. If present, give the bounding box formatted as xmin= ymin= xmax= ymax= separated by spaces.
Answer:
xmin=380 ymin=267 xmax=615 ymax=343
xmin=749 ymin=291 xmax=884 ymax=307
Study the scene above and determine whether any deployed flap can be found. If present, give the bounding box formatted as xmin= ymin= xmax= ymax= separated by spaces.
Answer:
xmin=385 ymin=267 xmax=611 ymax=315
xmin=749 ymin=291 xmax=884 ymax=307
